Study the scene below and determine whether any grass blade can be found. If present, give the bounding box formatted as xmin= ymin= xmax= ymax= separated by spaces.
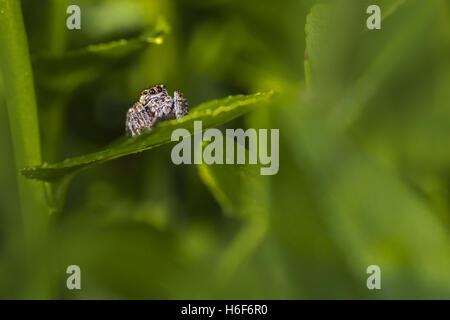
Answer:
xmin=0 ymin=0 xmax=51 ymax=297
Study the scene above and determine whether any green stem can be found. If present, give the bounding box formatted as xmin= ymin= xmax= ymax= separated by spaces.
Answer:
xmin=43 ymin=0 xmax=69 ymax=163
xmin=47 ymin=0 xmax=69 ymax=56
xmin=0 ymin=0 xmax=51 ymax=298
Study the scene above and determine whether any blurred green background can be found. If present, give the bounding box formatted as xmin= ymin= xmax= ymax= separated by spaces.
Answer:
xmin=0 ymin=0 xmax=450 ymax=299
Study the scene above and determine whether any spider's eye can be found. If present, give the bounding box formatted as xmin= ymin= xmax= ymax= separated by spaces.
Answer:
xmin=161 ymin=84 xmax=165 ymax=89
xmin=157 ymin=87 xmax=162 ymax=93
xmin=150 ymin=89 xmax=156 ymax=95
xmin=142 ymin=90 xmax=148 ymax=95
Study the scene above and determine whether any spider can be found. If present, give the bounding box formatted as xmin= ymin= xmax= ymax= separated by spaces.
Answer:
xmin=125 ymin=84 xmax=189 ymax=137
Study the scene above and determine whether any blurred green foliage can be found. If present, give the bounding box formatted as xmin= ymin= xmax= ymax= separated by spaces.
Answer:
xmin=0 ymin=0 xmax=449 ymax=299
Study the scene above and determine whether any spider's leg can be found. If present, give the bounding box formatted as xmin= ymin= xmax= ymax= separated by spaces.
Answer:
xmin=173 ymin=91 xmax=189 ymax=119
xmin=130 ymin=108 xmax=145 ymax=136
xmin=135 ymin=103 xmax=152 ymax=128
xmin=149 ymin=116 xmax=158 ymax=129
xmin=125 ymin=112 xmax=131 ymax=137
xmin=126 ymin=109 xmax=138 ymax=137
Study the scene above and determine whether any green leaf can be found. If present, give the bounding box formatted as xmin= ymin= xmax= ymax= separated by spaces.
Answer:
xmin=197 ymin=102 xmax=274 ymax=283
xmin=35 ymin=32 xmax=165 ymax=60
xmin=21 ymin=91 xmax=273 ymax=182
xmin=330 ymin=1 xmax=435 ymax=129
xmin=304 ymin=4 xmax=334 ymax=87
xmin=197 ymin=139 xmax=262 ymax=217
xmin=33 ymin=22 xmax=168 ymax=93
xmin=305 ymin=1 xmax=435 ymax=129
xmin=376 ymin=0 xmax=408 ymax=22
xmin=280 ymin=93 xmax=450 ymax=298
xmin=305 ymin=0 xmax=409 ymax=81
xmin=197 ymin=138 xmax=268 ymax=282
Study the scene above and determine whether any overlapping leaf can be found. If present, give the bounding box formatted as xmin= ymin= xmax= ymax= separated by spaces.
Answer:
xmin=33 ymin=24 xmax=168 ymax=93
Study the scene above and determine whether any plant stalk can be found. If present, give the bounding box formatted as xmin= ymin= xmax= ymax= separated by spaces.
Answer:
xmin=0 ymin=0 xmax=51 ymax=298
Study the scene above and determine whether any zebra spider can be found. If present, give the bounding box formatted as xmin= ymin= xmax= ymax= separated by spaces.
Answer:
xmin=125 ymin=84 xmax=189 ymax=137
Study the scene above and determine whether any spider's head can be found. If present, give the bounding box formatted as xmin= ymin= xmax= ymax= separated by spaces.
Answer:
xmin=140 ymin=84 xmax=167 ymax=104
